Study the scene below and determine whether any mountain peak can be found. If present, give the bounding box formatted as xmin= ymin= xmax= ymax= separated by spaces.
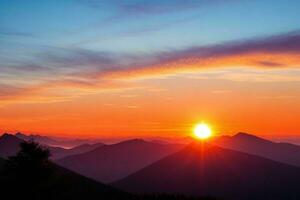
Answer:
xmin=15 ymin=132 xmax=26 ymax=137
xmin=234 ymin=132 xmax=266 ymax=141
xmin=119 ymin=138 xmax=148 ymax=145
xmin=114 ymin=138 xmax=300 ymax=199
xmin=228 ymin=132 xmax=273 ymax=146
xmin=0 ymin=133 xmax=24 ymax=145
xmin=1 ymin=133 xmax=18 ymax=140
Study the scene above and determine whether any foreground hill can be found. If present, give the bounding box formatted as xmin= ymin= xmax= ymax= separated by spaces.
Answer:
xmin=0 ymin=162 xmax=216 ymax=200
xmin=0 ymin=134 xmax=103 ymax=159
xmin=0 ymin=142 xmax=130 ymax=200
xmin=115 ymin=142 xmax=300 ymax=200
xmin=1 ymin=164 xmax=131 ymax=200
xmin=214 ymin=132 xmax=300 ymax=167
xmin=0 ymin=157 xmax=4 ymax=168
xmin=57 ymin=139 xmax=183 ymax=183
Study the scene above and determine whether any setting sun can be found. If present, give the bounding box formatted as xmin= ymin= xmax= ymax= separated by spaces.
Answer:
xmin=194 ymin=123 xmax=212 ymax=140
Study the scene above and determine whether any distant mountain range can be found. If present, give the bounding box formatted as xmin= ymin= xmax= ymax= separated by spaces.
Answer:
xmin=15 ymin=132 xmax=101 ymax=148
xmin=0 ymin=134 xmax=104 ymax=160
xmin=114 ymin=142 xmax=300 ymax=200
xmin=49 ymin=143 xmax=105 ymax=159
xmin=213 ymin=132 xmax=300 ymax=167
xmin=57 ymin=139 xmax=184 ymax=183
xmin=3 ymin=131 xmax=300 ymax=199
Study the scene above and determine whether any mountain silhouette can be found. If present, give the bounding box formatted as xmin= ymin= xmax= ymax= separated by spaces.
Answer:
xmin=49 ymin=142 xmax=104 ymax=160
xmin=15 ymin=132 xmax=58 ymax=144
xmin=114 ymin=142 xmax=300 ymax=200
xmin=213 ymin=132 xmax=300 ymax=167
xmin=57 ymin=139 xmax=183 ymax=183
xmin=15 ymin=132 xmax=100 ymax=148
xmin=0 ymin=134 xmax=103 ymax=160
xmin=0 ymin=133 xmax=24 ymax=157
xmin=0 ymin=140 xmax=131 ymax=200
xmin=0 ymin=140 xmax=216 ymax=200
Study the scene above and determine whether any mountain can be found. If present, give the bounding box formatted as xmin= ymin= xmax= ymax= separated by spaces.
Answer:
xmin=15 ymin=132 xmax=100 ymax=148
xmin=213 ymin=132 xmax=300 ymax=167
xmin=57 ymin=139 xmax=183 ymax=183
xmin=0 ymin=140 xmax=215 ymax=200
xmin=114 ymin=142 xmax=300 ymax=200
xmin=0 ymin=134 xmax=103 ymax=160
xmin=50 ymin=143 xmax=104 ymax=160
xmin=15 ymin=132 xmax=58 ymax=145
xmin=0 ymin=133 xmax=24 ymax=157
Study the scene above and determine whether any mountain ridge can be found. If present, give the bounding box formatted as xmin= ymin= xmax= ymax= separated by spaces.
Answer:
xmin=114 ymin=142 xmax=300 ymax=200
xmin=213 ymin=132 xmax=300 ymax=167
xmin=57 ymin=139 xmax=184 ymax=183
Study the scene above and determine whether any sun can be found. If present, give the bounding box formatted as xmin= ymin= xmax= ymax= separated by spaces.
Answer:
xmin=193 ymin=123 xmax=212 ymax=140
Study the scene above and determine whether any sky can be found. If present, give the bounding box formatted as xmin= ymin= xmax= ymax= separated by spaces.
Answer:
xmin=0 ymin=0 xmax=300 ymax=140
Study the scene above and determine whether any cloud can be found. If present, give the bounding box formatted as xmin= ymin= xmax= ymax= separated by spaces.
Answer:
xmin=0 ymin=79 xmax=140 ymax=106
xmin=118 ymin=0 xmax=234 ymax=16
xmin=2 ymin=30 xmax=300 ymax=104
xmin=0 ymin=30 xmax=36 ymax=38
xmin=79 ymin=0 xmax=234 ymax=16
xmin=70 ymin=0 xmax=236 ymax=42
xmin=101 ymin=30 xmax=300 ymax=79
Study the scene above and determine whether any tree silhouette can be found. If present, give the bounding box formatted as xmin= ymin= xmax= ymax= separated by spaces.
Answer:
xmin=3 ymin=141 xmax=53 ymax=198
xmin=6 ymin=141 xmax=51 ymax=174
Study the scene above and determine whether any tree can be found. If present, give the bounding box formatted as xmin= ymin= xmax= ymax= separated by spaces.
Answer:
xmin=4 ymin=141 xmax=53 ymax=196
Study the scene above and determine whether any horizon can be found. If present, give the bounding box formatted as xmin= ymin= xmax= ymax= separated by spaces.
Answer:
xmin=2 ymin=131 xmax=300 ymax=147
xmin=1 ymin=0 xmax=300 ymax=140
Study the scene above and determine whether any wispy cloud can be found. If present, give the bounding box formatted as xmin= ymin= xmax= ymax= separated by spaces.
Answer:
xmin=101 ymin=30 xmax=300 ymax=79
xmin=79 ymin=0 xmax=234 ymax=16
xmin=0 ymin=29 xmax=36 ymax=38
xmin=69 ymin=0 xmax=236 ymax=43
xmin=2 ymin=30 xmax=300 ymax=104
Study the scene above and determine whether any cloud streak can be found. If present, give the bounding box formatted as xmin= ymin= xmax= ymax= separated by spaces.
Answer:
xmin=79 ymin=0 xmax=234 ymax=16
xmin=101 ymin=30 xmax=300 ymax=79
xmin=1 ymin=30 xmax=300 ymax=104
xmin=70 ymin=0 xmax=236 ymax=43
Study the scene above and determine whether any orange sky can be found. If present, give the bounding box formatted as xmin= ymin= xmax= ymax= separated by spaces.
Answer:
xmin=2 ymin=0 xmax=300 ymax=141
xmin=1 ymin=27 xmax=300 ymax=140
xmin=1 ymin=65 xmax=300 ymax=140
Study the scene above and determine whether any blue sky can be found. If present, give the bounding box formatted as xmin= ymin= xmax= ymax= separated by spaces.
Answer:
xmin=1 ymin=0 xmax=300 ymax=56
xmin=1 ymin=0 xmax=300 ymax=90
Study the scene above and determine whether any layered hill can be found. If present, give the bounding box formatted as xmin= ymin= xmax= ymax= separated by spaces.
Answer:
xmin=0 ymin=133 xmax=23 ymax=157
xmin=115 ymin=142 xmax=300 ymax=200
xmin=214 ymin=132 xmax=300 ymax=167
xmin=49 ymin=142 xmax=104 ymax=159
xmin=0 ymin=134 xmax=103 ymax=159
xmin=57 ymin=139 xmax=183 ymax=183
xmin=15 ymin=132 xmax=99 ymax=148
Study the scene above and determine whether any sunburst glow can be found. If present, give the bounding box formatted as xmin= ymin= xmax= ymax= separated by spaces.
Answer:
xmin=194 ymin=123 xmax=212 ymax=140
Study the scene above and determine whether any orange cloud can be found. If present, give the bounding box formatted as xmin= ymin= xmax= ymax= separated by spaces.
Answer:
xmin=1 ymin=31 xmax=300 ymax=104
xmin=102 ymin=52 xmax=300 ymax=80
